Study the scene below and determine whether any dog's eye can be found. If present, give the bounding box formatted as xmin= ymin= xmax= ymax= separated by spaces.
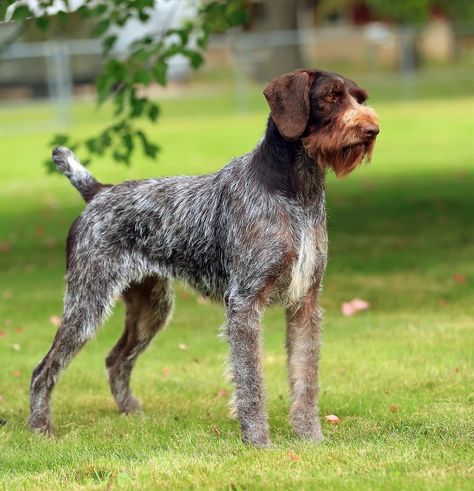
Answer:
xmin=324 ymin=92 xmax=342 ymax=103
xmin=357 ymin=96 xmax=367 ymax=105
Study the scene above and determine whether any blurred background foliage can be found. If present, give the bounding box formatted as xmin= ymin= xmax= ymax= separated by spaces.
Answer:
xmin=1 ymin=0 xmax=473 ymax=167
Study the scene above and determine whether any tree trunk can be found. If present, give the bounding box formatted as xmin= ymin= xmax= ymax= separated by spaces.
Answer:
xmin=247 ymin=0 xmax=304 ymax=81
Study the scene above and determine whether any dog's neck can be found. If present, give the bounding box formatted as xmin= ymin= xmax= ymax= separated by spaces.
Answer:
xmin=251 ymin=116 xmax=325 ymax=207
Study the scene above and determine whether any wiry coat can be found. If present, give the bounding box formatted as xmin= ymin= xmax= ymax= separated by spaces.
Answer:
xmin=30 ymin=68 xmax=379 ymax=446
xmin=67 ymin=120 xmax=327 ymax=307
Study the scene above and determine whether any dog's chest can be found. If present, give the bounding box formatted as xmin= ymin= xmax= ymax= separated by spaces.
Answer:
xmin=286 ymin=219 xmax=327 ymax=303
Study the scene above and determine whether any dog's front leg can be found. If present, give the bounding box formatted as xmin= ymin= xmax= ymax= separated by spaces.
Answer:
xmin=285 ymin=286 xmax=324 ymax=441
xmin=225 ymin=292 xmax=269 ymax=447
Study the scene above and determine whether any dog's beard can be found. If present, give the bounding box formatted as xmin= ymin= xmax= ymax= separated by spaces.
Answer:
xmin=303 ymin=135 xmax=375 ymax=178
xmin=319 ymin=141 xmax=374 ymax=177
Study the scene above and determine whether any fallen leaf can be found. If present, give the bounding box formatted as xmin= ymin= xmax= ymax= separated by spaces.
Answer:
xmin=11 ymin=343 xmax=21 ymax=352
xmin=342 ymin=298 xmax=370 ymax=316
xmin=211 ymin=424 xmax=221 ymax=436
xmin=2 ymin=291 xmax=12 ymax=300
xmin=4 ymin=319 xmax=12 ymax=327
xmin=288 ymin=451 xmax=300 ymax=461
xmin=0 ymin=242 xmax=11 ymax=253
xmin=15 ymin=327 xmax=24 ymax=333
xmin=453 ymin=367 xmax=460 ymax=374
xmin=178 ymin=343 xmax=188 ymax=351
xmin=390 ymin=404 xmax=398 ymax=413
xmin=49 ymin=315 xmax=61 ymax=327
xmin=12 ymin=370 xmax=21 ymax=378
xmin=453 ymin=273 xmax=466 ymax=284
xmin=437 ymin=298 xmax=448 ymax=306
xmin=0 ymin=330 xmax=5 ymax=337
xmin=162 ymin=367 xmax=170 ymax=377
xmin=217 ymin=388 xmax=230 ymax=398
xmin=192 ymin=357 xmax=200 ymax=364
xmin=325 ymin=414 xmax=341 ymax=424
xmin=0 ymin=395 xmax=4 ymax=402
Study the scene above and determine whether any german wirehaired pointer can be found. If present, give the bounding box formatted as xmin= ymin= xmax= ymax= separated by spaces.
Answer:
xmin=30 ymin=69 xmax=379 ymax=446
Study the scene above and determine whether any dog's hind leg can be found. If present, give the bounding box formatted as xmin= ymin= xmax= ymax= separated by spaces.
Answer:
xmin=29 ymin=268 xmax=123 ymax=435
xmin=106 ymin=277 xmax=173 ymax=414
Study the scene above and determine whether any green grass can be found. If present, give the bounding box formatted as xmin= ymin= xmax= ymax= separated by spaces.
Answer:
xmin=0 ymin=84 xmax=473 ymax=490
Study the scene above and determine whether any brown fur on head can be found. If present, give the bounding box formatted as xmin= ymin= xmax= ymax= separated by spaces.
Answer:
xmin=264 ymin=69 xmax=379 ymax=177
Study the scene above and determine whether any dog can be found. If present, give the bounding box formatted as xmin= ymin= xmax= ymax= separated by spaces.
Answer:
xmin=30 ymin=69 xmax=379 ymax=446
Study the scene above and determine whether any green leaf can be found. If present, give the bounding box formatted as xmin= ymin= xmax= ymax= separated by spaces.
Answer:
xmin=137 ymin=131 xmax=159 ymax=159
xmin=96 ymin=73 xmax=115 ymax=104
xmin=152 ymin=62 xmax=167 ymax=86
xmin=50 ymin=134 xmax=71 ymax=146
xmin=57 ymin=10 xmax=68 ymax=23
xmin=44 ymin=157 xmax=56 ymax=174
xmin=130 ymin=97 xmax=146 ymax=117
xmin=113 ymin=87 xmax=129 ymax=116
xmin=116 ymin=13 xmax=130 ymax=27
xmin=133 ymin=69 xmax=152 ymax=85
xmin=184 ymin=50 xmax=204 ymax=69
xmin=113 ymin=150 xmax=129 ymax=164
xmin=94 ymin=18 xmax=110 ymax=36
xmin=35 ymin=16 xmax=50 ymax=31
xmin=77 ymin=5 xmax=93 ymax=18
xmin=132 ymin=48 xmax=152 ymax=63
xmin=197 ymin=32 xmax=209 ymax=50
xmin=123 ymin=133 xmax=134 ymax=154
xmin=147 ymin=104 xmax=159 ymax=122
xmin=167 ymin=27 xmax=190 ymax=45
xmin=12 ymin=5 xmax=31 ymax=21
xmin=93 ymin=4 xmax=108 ymax=16
xmin=138 ymin=11 xmax=150 ymax=22
xmin=102 ymin=34 xmax=117 ymax=53
xmin=85 ymin=138 xmax=97 ymax=153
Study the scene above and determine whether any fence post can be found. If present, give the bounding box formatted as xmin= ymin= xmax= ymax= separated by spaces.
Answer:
xmin=45 ymin=41 xmax=72 ymax=126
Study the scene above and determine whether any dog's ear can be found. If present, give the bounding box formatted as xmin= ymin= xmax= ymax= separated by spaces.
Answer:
xmin=263 ymin=70 xmax=317 ymax=141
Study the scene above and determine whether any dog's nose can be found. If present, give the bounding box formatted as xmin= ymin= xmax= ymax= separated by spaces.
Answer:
xmin=364 ymin=124 xmax=380 ymax=139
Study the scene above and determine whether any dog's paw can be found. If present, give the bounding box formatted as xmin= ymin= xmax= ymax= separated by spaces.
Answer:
xmin=291 ymin=416 xmax=324 ymax=442
xmin=118 ymin=396 xmax=142 ymax=414
xmin=29 ymin=412 xmax=52 ymax=436
xmin=296 ymin=427 xmax=325 ymax=442
xmin=241 ymin=425 xmax=271 ymax=448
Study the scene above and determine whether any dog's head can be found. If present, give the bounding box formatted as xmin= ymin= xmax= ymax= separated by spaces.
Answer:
xmin=264 ymin=69 xmax=379 ymax=177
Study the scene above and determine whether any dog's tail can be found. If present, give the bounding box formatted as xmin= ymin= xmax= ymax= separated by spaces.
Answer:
xmin=52 ymin=147 xmax=105 ymax=202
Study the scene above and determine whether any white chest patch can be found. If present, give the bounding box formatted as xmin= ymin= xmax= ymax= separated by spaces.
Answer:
xmin=287 ymin=225 xmax=317 ymax=303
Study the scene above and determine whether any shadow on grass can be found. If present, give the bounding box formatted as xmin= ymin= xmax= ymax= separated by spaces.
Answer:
xmin=2 ymin=172 xmax=472 ymax=278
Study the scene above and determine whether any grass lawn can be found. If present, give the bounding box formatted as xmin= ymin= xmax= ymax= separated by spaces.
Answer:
xmin=0 ymin=83 xmax=473 ymax=490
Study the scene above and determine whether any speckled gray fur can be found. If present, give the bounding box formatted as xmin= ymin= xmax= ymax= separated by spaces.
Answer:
xmin=30 ymin=69 xmax=379 ymax=446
